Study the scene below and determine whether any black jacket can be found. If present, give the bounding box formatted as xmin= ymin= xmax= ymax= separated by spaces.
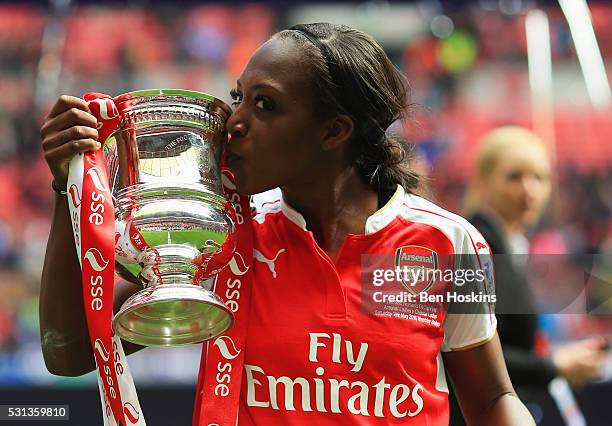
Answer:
xmin=448 ymin=211 xmax=558 ymax=425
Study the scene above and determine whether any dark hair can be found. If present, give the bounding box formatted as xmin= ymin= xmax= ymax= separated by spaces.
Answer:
xmin=275 ymin=23 xmax=419 ymax=199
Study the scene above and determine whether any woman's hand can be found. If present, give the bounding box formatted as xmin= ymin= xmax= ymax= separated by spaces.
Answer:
xmin=553 ymin=337 xmax=608 ymax=388
xmin=40 ymin=95 xmax=100 ymax=189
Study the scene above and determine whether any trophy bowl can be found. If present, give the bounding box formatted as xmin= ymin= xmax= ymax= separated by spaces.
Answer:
xmin=102 ymin=89 xmax=236 ymax=347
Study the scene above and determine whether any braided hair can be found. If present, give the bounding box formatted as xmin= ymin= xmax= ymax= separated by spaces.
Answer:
xmin=275 ymin=23 xmax=419 ymax=201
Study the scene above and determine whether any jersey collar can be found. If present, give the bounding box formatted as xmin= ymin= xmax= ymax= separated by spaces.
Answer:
xmin=364 ymin=185 xmax=405 ymax=234
xmin=279 ymin=185 xmax=405 ymax=235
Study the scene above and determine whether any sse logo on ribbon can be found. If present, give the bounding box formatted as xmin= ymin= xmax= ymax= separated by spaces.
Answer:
xmin=64 ymin=93 xmax=145 ymax=426
xmin=84 ymin=247 xmax=110 ymax=272
xmin=214 ymin=336 xmax=241 ymax=360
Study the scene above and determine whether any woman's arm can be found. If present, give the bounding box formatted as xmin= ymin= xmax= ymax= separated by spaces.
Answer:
xmin=40 ymin=202 xmax=143 ymax=376
xmin=443 ymin=332 xmax=535 ymax=426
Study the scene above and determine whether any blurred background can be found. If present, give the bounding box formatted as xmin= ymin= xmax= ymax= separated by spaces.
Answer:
xmin=0 ymin=0 xmax=610 ymax=424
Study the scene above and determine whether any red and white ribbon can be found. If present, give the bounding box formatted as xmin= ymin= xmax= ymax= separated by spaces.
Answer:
xmin=67 ymin=93 xmax=145 ymax=425
xmin=68 ymin=92 xmax=251 ymax=426
xmin=192 ymin=168 xmax=254 ymax=426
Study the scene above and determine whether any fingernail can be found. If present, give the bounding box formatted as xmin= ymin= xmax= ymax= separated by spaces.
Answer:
xmin=95 ymin=142 xmax=102 ymax=150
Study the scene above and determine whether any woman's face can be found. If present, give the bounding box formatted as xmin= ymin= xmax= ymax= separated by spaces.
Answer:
xmin=480 ymin=143 xmax=552 ymax=229
xmin=225 ymin=37 xmax=327 ymax=195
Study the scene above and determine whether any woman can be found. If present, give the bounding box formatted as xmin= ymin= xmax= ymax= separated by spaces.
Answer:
xmin=39 ymin=23 xmax=533 ymax=425
xmin=448 ymin=126 xmax=607 ymax=424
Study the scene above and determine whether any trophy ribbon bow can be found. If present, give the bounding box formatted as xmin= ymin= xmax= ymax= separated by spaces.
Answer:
xmin=67 ymin=93 xmax=145 ymax=425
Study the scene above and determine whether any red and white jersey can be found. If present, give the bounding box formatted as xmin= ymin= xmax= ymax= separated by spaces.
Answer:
xmin=237 ymin=185 xmax=496 ymax=425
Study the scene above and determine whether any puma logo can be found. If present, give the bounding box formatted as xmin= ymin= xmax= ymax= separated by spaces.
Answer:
xmin=253 ymin=248 xmax=285 ymax=279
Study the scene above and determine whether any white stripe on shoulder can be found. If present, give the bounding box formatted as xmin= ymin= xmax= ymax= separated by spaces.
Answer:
xmin=401 ymin=193 xmax=490 ymax=255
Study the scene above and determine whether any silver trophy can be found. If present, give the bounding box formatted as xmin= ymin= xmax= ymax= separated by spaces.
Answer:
xmin=101 ymin=89 xmax=235 ymax=347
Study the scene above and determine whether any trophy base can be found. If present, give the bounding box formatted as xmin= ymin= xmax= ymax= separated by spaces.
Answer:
xmin=113 ymin=284 xmax=233 ymax=347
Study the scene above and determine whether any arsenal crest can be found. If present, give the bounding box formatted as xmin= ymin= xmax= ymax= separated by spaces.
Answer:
xmin=394 ymin=245 xmax=439 ymax=295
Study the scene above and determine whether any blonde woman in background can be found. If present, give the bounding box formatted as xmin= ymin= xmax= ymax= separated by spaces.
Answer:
xmin=449 ymin=126 xmax=608 ymax=424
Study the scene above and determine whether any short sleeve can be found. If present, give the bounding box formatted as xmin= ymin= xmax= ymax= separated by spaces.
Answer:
xmin=441 ymin=226 xmax=497 ymax=352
